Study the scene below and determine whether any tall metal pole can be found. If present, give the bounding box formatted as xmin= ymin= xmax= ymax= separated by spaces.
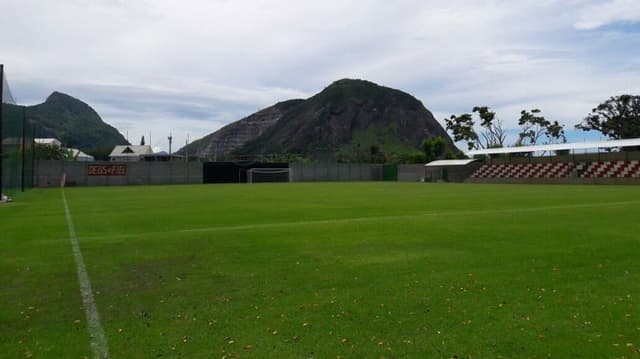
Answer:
xmin=21 ymin=106 xmax=26 ymax=192
xmin=185 ymin=134 xmax=189 ymax=163
xmin=0 ymin=64 xmax=5 ymax=198
xmin=168 ymin=133 xmax=173 ymax=184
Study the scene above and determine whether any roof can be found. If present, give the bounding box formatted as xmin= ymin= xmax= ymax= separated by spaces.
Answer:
xmin=109 ymin=145 xmax=154 ymax=157
xmin=466 ymin=138 xmax=640 ymax=156
xmin=425 ymin=159 xmax=478 ymax=167
xmin=35 ymin=138 xmax=62 ymax=146
xmin=69 ymin=148 xmax=94 ymax=161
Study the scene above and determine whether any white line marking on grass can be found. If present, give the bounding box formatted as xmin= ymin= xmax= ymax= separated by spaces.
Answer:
xmin=62 ymin=189 xmax=110 ymax=359
xmin=78 ymin=200 xmax=640 ymax=243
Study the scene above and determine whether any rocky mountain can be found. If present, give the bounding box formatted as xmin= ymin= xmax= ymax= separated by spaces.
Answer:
xmin=5 ymin=91 xmax=128 ymax=154
xmin=181 ymin=99 xmax=303 ymax=159
xmin=180 ymin=79 xmax=455 ymax=160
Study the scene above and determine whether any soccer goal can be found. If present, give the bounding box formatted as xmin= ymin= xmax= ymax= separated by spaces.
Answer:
xmin=247 ymin=168 xmax=292 ymax=183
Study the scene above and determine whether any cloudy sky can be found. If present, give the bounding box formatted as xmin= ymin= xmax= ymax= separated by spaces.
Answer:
xmin=2 ymin=0 xmax=640 ymax=151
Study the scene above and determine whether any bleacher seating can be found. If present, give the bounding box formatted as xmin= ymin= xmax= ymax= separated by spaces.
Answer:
xmin=471 ymin=160 xmax=640 ymax=179
xmin=471 ymin=162 xmax=576 ymax=179
xmin=580 ymin=160 xmax=640 ymax=178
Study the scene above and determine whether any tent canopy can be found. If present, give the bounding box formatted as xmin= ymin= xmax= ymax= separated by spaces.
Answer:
xmin=465 ymin=138 xmax=640 ymax=157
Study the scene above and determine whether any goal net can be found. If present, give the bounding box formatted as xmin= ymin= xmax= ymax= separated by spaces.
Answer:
xmin=247 ymin=168 xmax=292 ymax=183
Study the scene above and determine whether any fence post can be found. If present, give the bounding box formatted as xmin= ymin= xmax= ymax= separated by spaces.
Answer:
xmin=0 ymin=64 xmax=4 ymax=196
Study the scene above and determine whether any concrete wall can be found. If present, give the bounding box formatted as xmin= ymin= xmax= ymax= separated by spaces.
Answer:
xmin=397 ymin=164 xmax=425 ymax=182
xmin=291 ymin=163 xmax=382 ymax=182
xmin=35 ymin=161 xmax=203 ymax=187
xmin=35 ymin=161 xmax=383 ymax=186
xmin=38 ymin=156 xmax=640 ymax=187
xmin=425 ymin=162 xmax=483 ymax=183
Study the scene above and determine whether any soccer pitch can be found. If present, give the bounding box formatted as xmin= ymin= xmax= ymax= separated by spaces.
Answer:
xmin=2 ymin=183 xmax=640 ymax=358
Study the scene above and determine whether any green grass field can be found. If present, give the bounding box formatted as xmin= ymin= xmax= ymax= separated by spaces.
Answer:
xmin=1 ymin=182 xmax=640 ymax=358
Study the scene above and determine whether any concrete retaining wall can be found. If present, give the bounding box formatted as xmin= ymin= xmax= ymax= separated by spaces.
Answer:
xmin=397 ymin=164 xmax=425 ymax=182
xmin=35 ymin=161 xmax=203 ymax=187
xmin=426 ymin=162 xmax=483 ymax=182
xmin=291 ymin=163 xmax=382 ymax=182
xmin=35 ymin=161 xmax=382 ymax=186
xmin=37 ymin=156 xmax=640 ymax=186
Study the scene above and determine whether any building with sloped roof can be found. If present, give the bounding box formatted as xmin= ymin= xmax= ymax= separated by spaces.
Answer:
xmin=109 ymin=145 xmax=153 ymax=162
xmin=70 ymin=148 xmax=94 ymax=162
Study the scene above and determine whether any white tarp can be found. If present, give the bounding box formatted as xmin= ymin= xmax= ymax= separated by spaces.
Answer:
xmin=466 ymin=138 xmax=640 ymax=157
xmin=425 ymin=159 xmax=477 ymax=167
xmin=1 ymin=68 xmax=16 ymax=104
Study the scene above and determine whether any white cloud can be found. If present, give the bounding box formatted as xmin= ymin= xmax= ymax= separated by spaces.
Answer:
xmin=574 ymin=0 xmax=640 ymax=29
xmin=1 ymin=0 xmax=640 ymax=152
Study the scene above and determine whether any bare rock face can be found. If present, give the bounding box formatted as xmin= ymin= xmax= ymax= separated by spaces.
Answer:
xmin=180 ymin=79 xmax=456 ymax=159
xmin=181 ymin=99 xmax=303 ymax=159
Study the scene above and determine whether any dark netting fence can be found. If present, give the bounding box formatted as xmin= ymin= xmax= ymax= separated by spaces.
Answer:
xmin=1 ymin=65 xmax=33 ymax=200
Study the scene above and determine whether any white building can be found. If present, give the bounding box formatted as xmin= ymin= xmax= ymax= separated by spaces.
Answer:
xmin=109 ymin=145 xmax=154 ymax=162
xmin=35 ymin=138 xmax=95 ymax=162
xmin=35 ymin=138 xmax=62 ymax=147
xmin=70 ymin=148 xmax=95 ymax=162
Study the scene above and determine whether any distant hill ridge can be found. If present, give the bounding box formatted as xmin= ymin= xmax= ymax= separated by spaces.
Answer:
xmin=180 ymin=79 xmax=455 ymax=160
xmin=4 ymin=91 xmax=128 ymax=154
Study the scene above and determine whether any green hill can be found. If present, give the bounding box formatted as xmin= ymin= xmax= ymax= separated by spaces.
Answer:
xmin=179 ymin=79 xmax=455 ymax=161
xmin=3 ymin=92 xmax=128 ymax=156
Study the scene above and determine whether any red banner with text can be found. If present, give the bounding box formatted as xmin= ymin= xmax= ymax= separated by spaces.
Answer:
xmin=87 ymin=164 xmax=128 ymax=176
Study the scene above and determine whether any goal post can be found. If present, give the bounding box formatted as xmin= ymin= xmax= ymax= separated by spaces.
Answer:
xmin=247 ymin=167 xmax=292 ymax=183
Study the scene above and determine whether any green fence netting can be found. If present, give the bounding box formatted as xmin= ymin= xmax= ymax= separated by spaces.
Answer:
xmin=1 ymin=66 xmax=33 ymax=199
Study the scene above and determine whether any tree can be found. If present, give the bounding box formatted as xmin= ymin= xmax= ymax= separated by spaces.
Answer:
xmin=432 ymin=137 xmax=447 ymax=158
xmin=34 ymin=144 xmax=73 ymax=160
xmin=473 ymin=106 xmax=506 ymax=149
xmin=516 ymin=109 xmax=566 ymax=146
xmin=140 ymin=135 xmax=145 ymax=146
xmin=445 ymin=113 xmax=478 ymax=150
xmin=422 ymin=137 xmax=448 ymax=162
xmin=369 ymin=144 xmax=383 ymax=163
xmin=576 ymin=95 xmax=640 ymax=139
xmin=422 ymin=139 xmax=435 ymax=162
xmin=405 ymin=152 xmax=427 ymax=164
xmin=445 ymin=106 xmax=505 ymax=150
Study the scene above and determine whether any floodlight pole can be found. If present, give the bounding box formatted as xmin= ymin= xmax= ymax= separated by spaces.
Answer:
xmin=0 ymin=64 xmax=4 ymax=197
xmin=21 ymin=106 xmax=26 ymax=192
xmin=185 ymin=134 xmax=189 ymax=163
xmin=168 ymin=133 xmax=173 ymax=162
